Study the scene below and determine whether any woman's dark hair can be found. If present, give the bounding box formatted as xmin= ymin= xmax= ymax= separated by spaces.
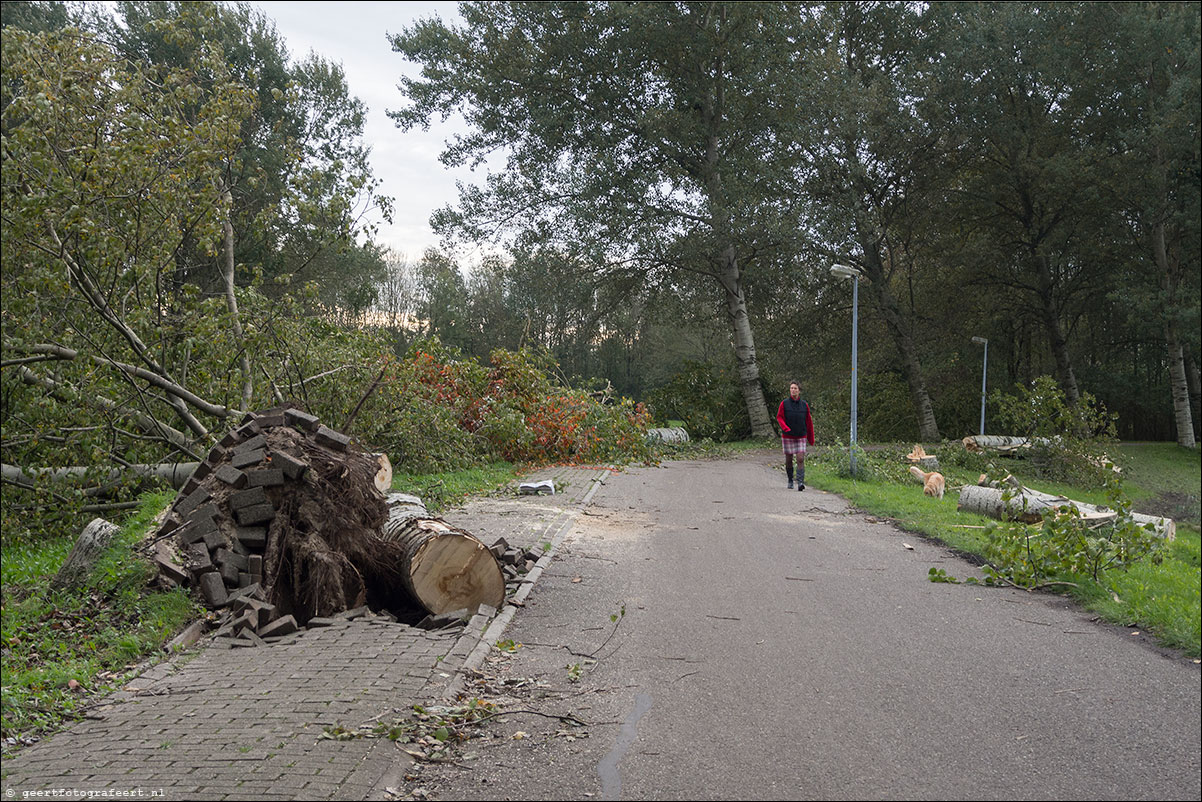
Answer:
xmin=788 ymin=379 xmax=801 ymax=390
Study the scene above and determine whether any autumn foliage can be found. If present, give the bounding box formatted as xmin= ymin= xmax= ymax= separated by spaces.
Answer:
xmin=350 ymin=340 xmax=652 ymax=473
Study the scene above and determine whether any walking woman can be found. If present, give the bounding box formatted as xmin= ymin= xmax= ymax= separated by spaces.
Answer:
xmin=777 ymin=381 xmax=815 ymax=490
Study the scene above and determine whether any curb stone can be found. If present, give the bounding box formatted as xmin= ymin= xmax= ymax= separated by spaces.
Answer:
xmin=428 ymin=468 xmax=608 ymax=702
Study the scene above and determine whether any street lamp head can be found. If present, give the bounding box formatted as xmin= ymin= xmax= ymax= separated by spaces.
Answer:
xmin=972 ymin=336 xmax=988 ymax=345
xmin=830 ymin=263 xmax=861 ymax=280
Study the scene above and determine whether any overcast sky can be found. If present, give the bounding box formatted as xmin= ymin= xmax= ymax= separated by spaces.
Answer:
xmin=252 ymin=1 xmax=478 ymax=262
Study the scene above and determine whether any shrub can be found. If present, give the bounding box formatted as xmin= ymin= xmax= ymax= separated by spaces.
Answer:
xmin=353 ymin=339 xmax=652 ymax=472
xmin=991 ymin=376 xmax=1120 ymax=487
xmin=977 ymin=472 xmax=1166 ymax=589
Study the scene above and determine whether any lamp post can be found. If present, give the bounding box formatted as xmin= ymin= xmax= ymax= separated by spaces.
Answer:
xmin=972 ymin=336 xmax=988 ymax=436
xmin=831 ymin=263 xmax=863 ymax=475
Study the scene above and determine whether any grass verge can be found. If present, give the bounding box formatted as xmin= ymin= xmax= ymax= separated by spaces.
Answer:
xmin=390 ymin=461 xmax=522 ymax=513
xmin=1 ymin=491 xmax=201 ymax=755
xmin=798 ymin=441 xmax=1200 ymax=659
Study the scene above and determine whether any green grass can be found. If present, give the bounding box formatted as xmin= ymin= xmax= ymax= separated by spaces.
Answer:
xmin=1 ymin=491 xmax=201 ymax=753
xmin=390 ymin=461 xmax=522 ymax=513
xmin=793 ymin=441 xmax=1200 ymax=658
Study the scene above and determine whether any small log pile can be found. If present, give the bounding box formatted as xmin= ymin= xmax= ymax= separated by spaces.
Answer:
xmin=148 ymin=407 xmax=504 ymax=644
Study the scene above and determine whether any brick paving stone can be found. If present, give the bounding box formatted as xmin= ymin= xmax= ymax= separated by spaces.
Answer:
xmin=0 ymin=468 xmax=612 ymax=802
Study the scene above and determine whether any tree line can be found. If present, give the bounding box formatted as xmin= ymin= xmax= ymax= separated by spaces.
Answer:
xmin=386 ymin=0 xmax=1200 ymax=446
xmin=1 ymin=0 xmax=1198 ymax=538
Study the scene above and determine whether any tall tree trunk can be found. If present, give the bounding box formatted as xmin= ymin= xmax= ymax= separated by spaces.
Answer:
xmin=719 ymin=245 xmax=773 ymax=437
xmin=1152 ymin=221 xmax=1196 ymax=448
xmin=700 ymin=42 xmax=771 ymax=439
xmin=1185 ymin=351 xmax=1201 ymax=438
xmin=221 ymin=191 xmax=254 ymax=411
xmin=859 ymin=234 xmax=940 ymax=441
xmin=1034 ymin=249 xmax=1080 ymax=405
xmin=1164 ymin=328 xmax=1196 ymax=448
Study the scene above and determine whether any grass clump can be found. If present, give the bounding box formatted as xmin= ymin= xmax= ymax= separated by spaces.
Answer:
xmin=391 ymin=461 xmax=522 ymax=514
xmin=1 ymin=491 xmax=200 ymax=754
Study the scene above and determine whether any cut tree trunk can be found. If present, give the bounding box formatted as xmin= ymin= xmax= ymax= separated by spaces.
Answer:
xmin=957 ymin=483 xmax=1174 ymax=540
xmin=647 ymin=427 xmax=689 ymax=444
xmin=52 ymin=518 xmax=120 ymax=590
xmin=380 ymin=495 xmax=504 ymax=614
xmin=962 ymin=435 xmax=1045 ymax=455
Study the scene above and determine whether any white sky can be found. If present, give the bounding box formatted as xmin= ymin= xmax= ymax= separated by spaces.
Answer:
xmin=252 ymin=1 xmax=480 ymax=262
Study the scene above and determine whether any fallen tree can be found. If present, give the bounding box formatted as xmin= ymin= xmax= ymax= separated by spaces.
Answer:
xmin=958 ymin=478 xmax=1174 ymax=540
xmin=380 ymin=493 xmax=505 ymax=615
xmin=144 ymin=408 xmax=504 ymax=640
xmin=962 ymin=435 xmax=1047 ymax=455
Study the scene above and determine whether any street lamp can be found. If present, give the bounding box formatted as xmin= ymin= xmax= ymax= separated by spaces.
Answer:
xmin=831 ymin=263 xmax=863 ymax=475
xmin=972 ymin=336 xmax=988 ymax=436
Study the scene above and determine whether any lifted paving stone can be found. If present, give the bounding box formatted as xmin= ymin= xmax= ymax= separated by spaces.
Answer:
xmin=0 ymin=467 xmax=613 ymax=802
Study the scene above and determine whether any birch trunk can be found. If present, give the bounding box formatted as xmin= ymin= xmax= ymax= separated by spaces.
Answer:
xmin=1153 ymin=221 xmax=1196 ymax=448
xmin=1186 ymin=351 xmax=1201 ymax=438
xmin=957 ymin=484 xmax=1174 ymax=540
xmin=720 ymin=245 xmax=773 ymax=437
xmin=221 ymin=191 xmax=254 ymax=411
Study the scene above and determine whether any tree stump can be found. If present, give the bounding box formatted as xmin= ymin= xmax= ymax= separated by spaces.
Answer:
xmin=52 ymin=518 xmax=120 ymax=590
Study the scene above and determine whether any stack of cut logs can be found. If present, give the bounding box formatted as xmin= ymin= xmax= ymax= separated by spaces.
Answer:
xmin=149 ymin=407 xmax=506 ymax=644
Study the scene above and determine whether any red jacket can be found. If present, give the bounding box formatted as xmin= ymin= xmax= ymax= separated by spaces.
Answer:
xmin=777 ymin=398 xmax=814 ymax=444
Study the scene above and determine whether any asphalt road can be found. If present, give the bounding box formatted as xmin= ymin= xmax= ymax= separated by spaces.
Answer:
xmin=406 ymin=453 xmax=1201 ymax=801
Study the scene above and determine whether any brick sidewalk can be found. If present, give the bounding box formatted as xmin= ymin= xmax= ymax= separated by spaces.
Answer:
xmin=0 ymin=467 xmax=612 ymax=801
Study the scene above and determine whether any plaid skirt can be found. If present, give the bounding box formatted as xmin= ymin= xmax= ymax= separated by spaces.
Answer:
xmin=781 ymin=437 xmax=808 ymax=456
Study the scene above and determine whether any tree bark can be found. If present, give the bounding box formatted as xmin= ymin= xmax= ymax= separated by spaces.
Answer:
xmin=221 ymin=191 xmax=255 ymax=411
xmin=699 ymin=36 xmax=772 ymax=440
xmin=719 ymin=245 xmax=773 ymax=437
xmin=52 ymin=518 xmax=120 ymax=590
xmin=1186 ymin=351 xmax=1202 ymax=438
xmin=3 ymin=462 xmax=199 ymax=490
xmin=1152 ymin=221 xmax=1196 ymax=448
xmin=858 ymin=234 xmax=940 ymax=441
xmin=957 ymin=483 xmax=1174 ymax=540
xmin=1165 ymin=326 xmax=1196 ymax=449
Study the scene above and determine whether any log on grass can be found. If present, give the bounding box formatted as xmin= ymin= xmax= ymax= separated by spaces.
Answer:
xmin=379 ymin=496 xmax=504 ymax=614
xmin=52 ymin=517 xmax=120 ymax=590
xmin=957 ymin=484 xmax=1174 ymax=540
xmin=961 ymin=435 xmax=1047 ymax=455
